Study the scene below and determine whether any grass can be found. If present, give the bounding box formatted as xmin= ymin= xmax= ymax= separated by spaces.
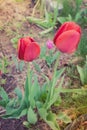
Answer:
xmin=76 ymin=35 xmax=87 ymax=58
xmin=62 ymin=91 xmax=87 ymax=117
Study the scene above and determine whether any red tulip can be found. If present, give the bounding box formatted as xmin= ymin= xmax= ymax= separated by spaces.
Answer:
xmin=53 ymin=22 xmax=81 ymax=53
xmin=18 ymin=37 xmax=40 ymax=62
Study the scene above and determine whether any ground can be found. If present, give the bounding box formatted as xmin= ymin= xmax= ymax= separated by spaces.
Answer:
xmin=0 ymin=1 xmax=56 ymax=130
xmin=0 ymin=0 xmax=87 ymax=130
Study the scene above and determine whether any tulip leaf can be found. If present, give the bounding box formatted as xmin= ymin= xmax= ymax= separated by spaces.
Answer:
xmin=18 ymin=109 xmax=27 ymax=118
xmin=0 ymin=86 xmax=9 ymax=102
xmin=14 ymin=87 xmax=23 ymax=100
xmin=52 ymin=68 xmax=65 ymax=90
xmin=38 ymin=108 xmax=48 ymax=119
xmin=38 ymin=109 xmax=60 ymax=130
xmin=46 ymin=76 xmax=64 ymax=109
xmin=29 ymin=75 xmax=40 ymax=108
xmin=46 ymin=111 xmax=60 ymax=130
xmin=40 ymin=46 xmax=47 ymax=58
xmin=58 ymin=112 xmax=71 ymax=124
xmin=3 ymin=100 xmax=26 ymax=118
xmin=0 ymin=86 xmax=9 ymax=107
xmin=27 ymin=107 xmax=37 ymax=124
xmin=77 ymin=65 xmax=84 ymax=85
xmin=33 ymin=61 xmax=41 ymax=73
xmin=19 ymin=61 xmax=25 ymax=72
xmin=23 ymin=121 xmax=30 ymax=128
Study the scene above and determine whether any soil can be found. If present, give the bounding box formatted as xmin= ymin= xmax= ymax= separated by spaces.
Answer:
xmin=0 ymin=0 xmax=87 ymax=130
xmin=0 ymin=117 xmax=28 ymax=130
xmin=0 ymin=1 xmax=56 ymax=130
xmin=64 ymin=114 xmax=87 ymax=130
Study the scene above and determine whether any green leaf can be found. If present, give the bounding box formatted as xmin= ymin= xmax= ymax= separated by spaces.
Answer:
xmin=39 ymin=106 xmax=60 ymax=130
xmin=28 ymin=17 xmax=49 ymax=29
xmin=36 ymin=101 xmax=43 ymax=108
xmin=0 ymin=87 xmax=9 ymax=106
xmin=58 ymin=112 xmax=71 ymax=124
xmin=38 ymin=108 xmax=48 ymax=119
xmin=77 ymin=65 xmax=84 ymax=85
xmin=14 ymin=87 xmax=22 ymax=100
xmin=19 ymin=61 xmax=25 ymax=71
xmin=40 ymin=46 xmax=47 ymax=58
xmin=27 ymin=107 xmax=37 ymax=124
xmin=47 ymin=77 xmax=64 ymax=109
xmin=52 ymin=1 xmax=59 ymax=26
xmin=57 ymin=17 xmax=67 ymax=24
xmin=3 ymin=100 xmax=26 ymax=118
xmin=11 ymin=37 xmax=18 ymax=47
xmin=0 ymin=87 xmax=8 ymax=100
xmin=33 ymin=61 xmax=41 ymax=73
xmin=47 ymin=94 xmax=60 ymax=109
xmin=45 ymin=52 xmax=59 ymax=66
xmin=55 ymin=76 xmax=64 ymax=93
xmin=56 ymin=68 xmax=65 ymax=79
xmin=52 ymin=68 xmax=65 ymax=89
xmin=6 ymin=99 xmax=18 ymax=112
xmin=75 ymin=11 xmax=82 ymax=22
xmin=29 ymin=75 xmax=40 ymax=108
xmin=23 ymin=121 xmax=30 ymax=128
xmin=40 ymin=27 xmax=53 ymax=35
xmin=19 ymin=109 xmax=27 ymax=117
xmin=51 ymin=52 xmax=59 ymax=64
xmin=31 ymin=75 xmax=40 ymax=99
xmin=12 ymin=55 xmax=19 ymax=70
xmin=0 ymin=100 xmax=7 ymax=107
xmin=46 ymin=111 xmax=60 ymax=130
xmin=41 ymin=83 xmax=48 ymax=93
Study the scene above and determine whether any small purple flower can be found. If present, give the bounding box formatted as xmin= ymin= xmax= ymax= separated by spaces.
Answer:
xmin=46 ymin=40 xmax=54 ymax=49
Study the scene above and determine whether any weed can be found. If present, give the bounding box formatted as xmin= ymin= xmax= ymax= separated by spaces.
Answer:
xmin=57 ymin=0 xmax=87 ymax=27
xmin=11 ymin=35 xmax=22 ymax=48
xmin=27 ymin=0 xmax=59 ymax=35
xmin=76 ymin=35 xmax=87 ymax=59
xmin=0 ymin=57 xmax=9 ymax=74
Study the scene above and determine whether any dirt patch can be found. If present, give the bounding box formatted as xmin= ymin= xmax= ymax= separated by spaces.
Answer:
xmin=0 ymin=0 xmax=32 ymax=25
xmin=0 ymin=117 xmax=28 ymax=130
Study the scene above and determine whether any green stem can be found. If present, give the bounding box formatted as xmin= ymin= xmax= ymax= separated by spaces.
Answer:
xmin=44 ymin=52 xmax=60 ymax=109
xmin=50 ymin=52 xmax=60 ymax=99
xmin=28 ymin=63 xmax=31 ymax=102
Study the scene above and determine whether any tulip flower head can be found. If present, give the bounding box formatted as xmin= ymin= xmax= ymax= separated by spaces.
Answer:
xmin=18 ymin=37 xmax=40 ymax=62
xmin=46 ymin=40 xmax=54 ymax=49
xmin=53 ymin=22 xmax=81 ymax=53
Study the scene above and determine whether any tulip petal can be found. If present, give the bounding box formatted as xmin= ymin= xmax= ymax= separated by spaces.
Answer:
xmin=18 ymin=38 xmax=27 ymax=60
xmin=55 ymin=30 xmax=80 ymax=53
xmin=24 ymin=42 xmax=40 ymax=61
xmin=54 ymin=22 xmax=81 ymax=44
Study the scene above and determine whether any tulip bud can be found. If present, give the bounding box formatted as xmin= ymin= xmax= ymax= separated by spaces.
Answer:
xmin=46 ymin=40 xmax=54 ymax=49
